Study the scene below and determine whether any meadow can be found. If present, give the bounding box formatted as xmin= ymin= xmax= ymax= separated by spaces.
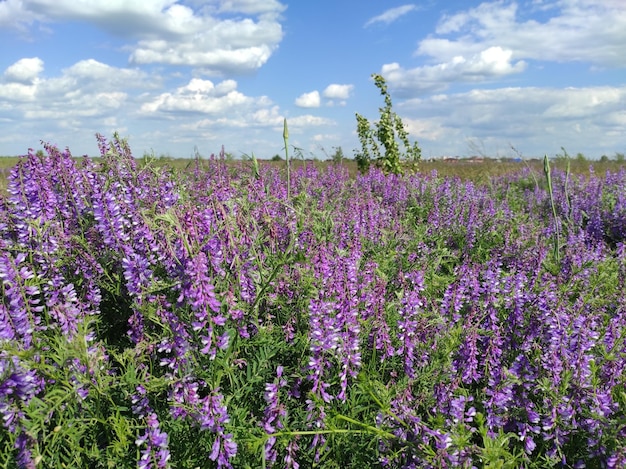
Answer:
xmin=1 ymin=134 xmax=625 ymax=468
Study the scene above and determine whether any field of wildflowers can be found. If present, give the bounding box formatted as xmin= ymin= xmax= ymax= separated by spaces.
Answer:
xmin=1 ymin=134 xmax=625 ymax=468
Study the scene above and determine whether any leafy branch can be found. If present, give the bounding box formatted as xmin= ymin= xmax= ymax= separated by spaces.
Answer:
xmin=355 ymin=74 xmax=421 ymax=175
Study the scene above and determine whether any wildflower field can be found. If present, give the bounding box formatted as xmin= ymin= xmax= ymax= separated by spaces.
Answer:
xmin=1 ymin=134 xmax=625 ymax=468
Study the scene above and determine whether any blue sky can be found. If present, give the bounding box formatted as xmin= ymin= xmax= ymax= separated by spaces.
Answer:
xmin=1 ymin=0 xmax=625 ymax=159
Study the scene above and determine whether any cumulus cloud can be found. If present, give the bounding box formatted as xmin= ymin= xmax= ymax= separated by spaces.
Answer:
xmin=0 ymin=56 xmax=296 ymax=156
xmin=24 ymin=91 xmax=128 ymax=119
xmin=365 ymin=4 xmax=416 ymax=27
xmin=191 ymin=106 xmax=332 ymax=132
xmin=0 ymin=58 xmax=157 ymax=154
xmin=402 ymin=118 xmax=447 ymax=141
xmin=541 ymin=87 xmax=623 ymax=118
xmin=397 ymin=85 xmax=626 ymax=156
xmin=295 ymin=90 xmax=321 ymax=108
xmin=10 ymin=0 xmax=202 ymax=37
xmin=62 ymin=59 xmax=149 ymax=86
xmin=0 ymin=0 xmax=39 ymax=31
xmin=212 ymin=0 xmax=287 ymax=16
xmin=3 ymin=58 xmax=44 ymax=84
xmin=382 ymin=46 xmax=527 ymax=95
xmin=140 ymin=78 xmax=268 ymax=114
xmin=0 ymin=59 xmax=150 ymax=139
xmin=129 ymin=15 xmax=283 ymax=72
xmin=418 ymin=0 xmax=626 ymax=67
xmin=0 ymin=58 xmax=146 ymax=105
xmin=288 ymin=115 xmax=333 ymax=127
xmin=3 ymin=0 xmax=286 ymax=73
xmin=379 ymin=1 xmax=626 ymax=100
xmin=322 ymin=84 xmax=354 ymax=100
xmin=0 ymin=83 xmax=38 ymax=102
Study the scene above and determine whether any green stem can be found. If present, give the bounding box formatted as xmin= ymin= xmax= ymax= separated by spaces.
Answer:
xmin=270 ymin=429 xmax=371 ymax=438
xmin=564 ymin=155 xmax=572 ymax=225
xmin=334 ymin=414 xmax=397 ymax=439
xmin=283 ymin=118 xmax=290 ymax=200
xmin=543 ymin=154 xmax=560 ymax=262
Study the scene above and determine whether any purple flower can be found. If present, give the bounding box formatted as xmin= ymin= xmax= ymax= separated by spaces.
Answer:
xmin=364 ymin=273 xmax=395 ymax=360
xmin=238 ymin=262 xmax=256 ymax=304
xmin=261 ymin=366 xmax=288 ymax=466
xmin=45 ymin=282 xmax=83 ymax=339
xmin=0 ymin=252 xmax=40 ymax=348
xmin=136 ymin=412 xmax=170 ymax=469
xmin=90 ymin=178 xmax=131 ymax=248
xmin=284 ymin=439 xmax=300 ymax=469
xmin=15 ymin=432 xmax=36 ymax=469
xmin=122 ymin=251 xmax=153 ymax=297
xmin=0 ymin=356 xmax=42 ymax=435
xmin=197 ymin=390 xmax=237 ymax=468
xmin=396 ymin=271 xmax=429 ymax=378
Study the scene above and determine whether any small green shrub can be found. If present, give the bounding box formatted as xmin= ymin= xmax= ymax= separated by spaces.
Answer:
xmin=355 ymin=74 xmax=421 ymax=175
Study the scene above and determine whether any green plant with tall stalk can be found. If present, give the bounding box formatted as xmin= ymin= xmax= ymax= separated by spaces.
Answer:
xmin=283 ymin=118 xmax=290 ymax=199
xmin=355 ymin=74 xmax=421 ymax=175
xmin=543 ymin=154 xmax=561 ymax=263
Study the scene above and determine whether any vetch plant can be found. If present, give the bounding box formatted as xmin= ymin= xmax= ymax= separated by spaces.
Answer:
xmin=1 ymin=134 xmax=625 ymax=467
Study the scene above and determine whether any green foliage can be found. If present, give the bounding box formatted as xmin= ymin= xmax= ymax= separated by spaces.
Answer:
xmin=3 ymin=323 xmax=150 ymax=468
xmin=474 ymin=413 xmax=525 ymax=468
xmin=330 ymin=146 xmax=345 ymax=164
xmin=3 ymin=135 xmax=626 ymax=467
xmin=354 ymin=74 xmax=421 ymax=175
xmin=555 ymin=146 xmax=570 ymax=162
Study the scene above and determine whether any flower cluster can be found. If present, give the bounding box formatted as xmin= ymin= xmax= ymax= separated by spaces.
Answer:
xmin=1 ymin=136 xmax=625 ymax=467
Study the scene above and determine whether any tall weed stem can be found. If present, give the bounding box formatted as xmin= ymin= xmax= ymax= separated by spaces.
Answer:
xmin=544 ymin=154 xmax=561 ymax=262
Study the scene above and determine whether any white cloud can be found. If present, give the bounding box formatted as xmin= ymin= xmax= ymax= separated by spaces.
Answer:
xmin=140 ymin=78 xmax=266 ymax=114
xmin=311 ymin=133 xmax=340 ymax=143
xmin=189 ymin=107 xmax=332 ymax=132
xmin=382 ymin=46 xmax=527 ymax=95
xmin=62 ymin=59 xmax=148 ymax=86
xmin=365 ymin=4 xmax=416 ymax=27
xmin=0 ymin=58 xmax=147 ymax=105
xmin=288 ymin=115 xmax=333 ymax=127
xmin=249 ymin=106 xmax=282 ymax=126
xmin=295 ymin=90 xmax=320 ymax=108
xmin=419 ymin=0 xmax=626 ymax=67
xmin=0 ymin=56 xmax=296 ymax=157
xmin=541 ymin=87 xmax=623 ymax=118
xmin=402 ymin=118 xmax=447 ymax=141
xmin=3 ymin=58 xmax=44 ymax=84
xmin=24 ymin=92 xmax=128 ymax=119
xmin=128 ymin=15 xmax=283 ymax=72
xmin=0 ymin=58 xmax=149 ymax=142
xmin=130 ymin=41 xmax=275 ymax=72
xmin=0 ymin=0 xmax=39 ymax=31
xmin=15 ymin=0 xmax=198 ymax=36
xmin=397 ymin=85 xmax=626 ymax=156
xmin=322 ymin=84 xmax=354 ymax=100
xmin=213 ymin=0 xmax=287 ymax=16
xmin=0 ymin=82 xmax=38 ymax=102
xmin=379 ymin=1 xmax=626 ymax=100
xmin=4 ymin=0 xmax=286 ymax=73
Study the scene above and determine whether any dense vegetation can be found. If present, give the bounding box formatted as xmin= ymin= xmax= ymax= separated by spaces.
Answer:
xmin=1 ymin=135 xmax=625 ymax=467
